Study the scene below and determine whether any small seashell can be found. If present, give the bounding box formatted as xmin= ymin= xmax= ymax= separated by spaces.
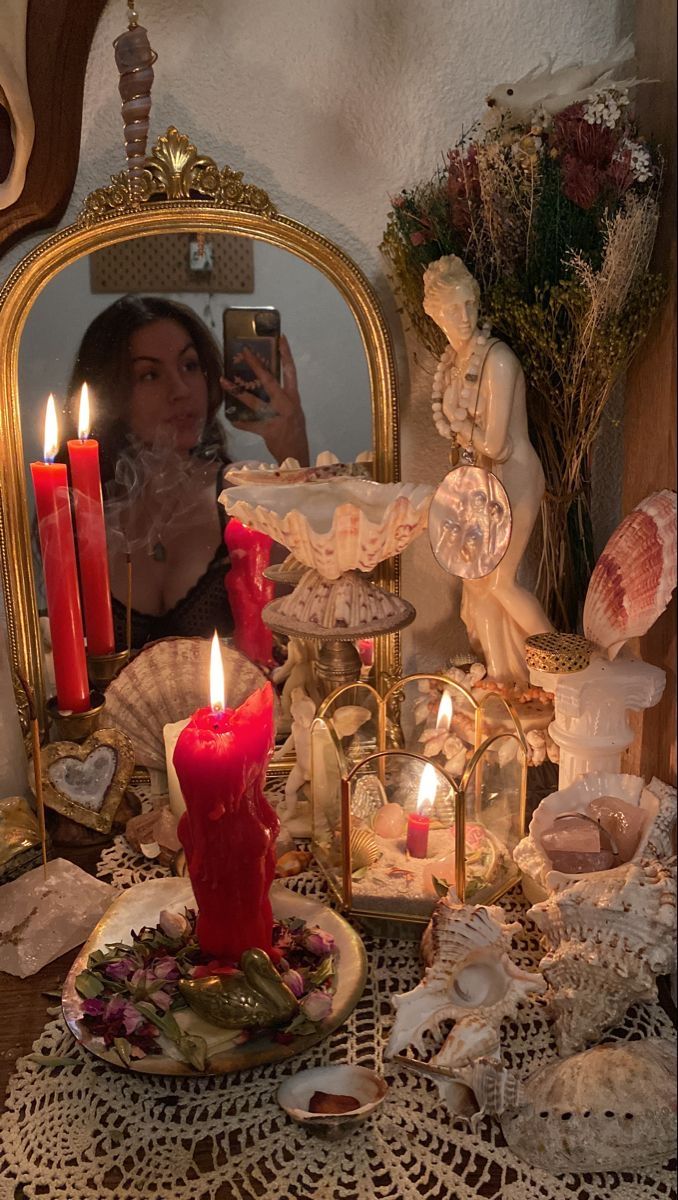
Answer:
xmin=350 ymin=827 xmax=381 ymax=871
xmin=274 ymin=850 xmax=312 ymax=878
xmin=277 ymin=1064 xmax=388 ymax=1133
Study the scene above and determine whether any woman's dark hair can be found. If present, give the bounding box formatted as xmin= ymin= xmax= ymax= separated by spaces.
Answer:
xmin=65 ymin=295 xmax=227 ymax=484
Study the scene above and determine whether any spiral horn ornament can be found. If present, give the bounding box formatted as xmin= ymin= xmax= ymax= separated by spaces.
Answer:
xmin=113 ymin=11 xmax=157 ymax=187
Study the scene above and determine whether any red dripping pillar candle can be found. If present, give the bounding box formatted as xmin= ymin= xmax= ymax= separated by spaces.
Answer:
xmin=224 ymin=518 xmax=275 ymax=667
xmin=67 ymin=385 xmax=114 ymax=656
xmin=30 ymin=396 xmax=89 ymax=712
xmin=174 ymin=678 xmax=279 ymax=963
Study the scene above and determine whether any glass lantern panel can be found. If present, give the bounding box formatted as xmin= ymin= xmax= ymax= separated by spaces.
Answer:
xmin=462 ymin=725 xmax=526 ymax=904
xmin=385 ymin=674 xmax=478 ymax=778
xmin=347 ymin=752 xmax=460 ymax=924
xmin=317 ymin=682 xmax=380 ymax=772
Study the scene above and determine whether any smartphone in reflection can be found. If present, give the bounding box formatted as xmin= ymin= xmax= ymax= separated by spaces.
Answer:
xmin=223 ymin=306 xmax=281 ymax=423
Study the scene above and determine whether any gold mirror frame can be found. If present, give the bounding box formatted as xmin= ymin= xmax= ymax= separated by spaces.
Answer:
xmin=0 ymin=128 xmax=401 ymax=735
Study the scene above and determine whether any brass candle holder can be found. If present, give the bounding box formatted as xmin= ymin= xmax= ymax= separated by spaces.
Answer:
xmin=46 ymin=691 xmax=106 ymax=742
xmin=86 ymin=648 xmax=130 ymax=688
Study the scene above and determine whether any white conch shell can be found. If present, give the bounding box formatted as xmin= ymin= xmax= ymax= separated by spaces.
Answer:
xmin=220 ymin=479 xmax=432 ymax=579
xmin=499 ymin=1038 xmax=677 ymax=1175
xmin=583 ymin=490 xmax=677 ymax=659
xmin=103 ymin=637 xmax=270 ymax=770
xmin=513 ymin=770 xmax=657 ymax=898
xmin=528 ymin=856 xmax=677 ymax=1055
xmin=385 ymin=895 xmax=546 ymax=1068
xmin=264 ymin=568 xmax=413 ymax=635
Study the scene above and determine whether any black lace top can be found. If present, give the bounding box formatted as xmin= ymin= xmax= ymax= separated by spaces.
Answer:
xmin=111 ymin=543 xmax=233 ymax=650
xmin=110 ymin=470 xmax=234 ymax=651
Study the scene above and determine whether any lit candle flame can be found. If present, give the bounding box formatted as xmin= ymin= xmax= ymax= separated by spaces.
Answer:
xmin=43 ymin=395 xmax=59 ymax=462
xmin=78 ymin=383 xmax=90 ymax=440
xmin=209 ymin=630 xmax=225 ymax=711
xmin=436 ymin=690 xmax=453 ymax=731
xmin=416 ymin=762 xmax=438 ymax=814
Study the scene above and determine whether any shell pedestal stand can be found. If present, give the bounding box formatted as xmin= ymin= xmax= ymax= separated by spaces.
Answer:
xmin=263 ymin=576 xmax=415 ymax=699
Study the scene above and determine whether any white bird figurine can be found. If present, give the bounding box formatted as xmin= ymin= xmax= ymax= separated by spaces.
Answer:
xmin=485 ymin=36 xmax=648 ymax=122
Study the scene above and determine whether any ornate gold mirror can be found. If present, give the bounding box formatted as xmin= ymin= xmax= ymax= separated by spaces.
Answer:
xmin=0 ymin=128 xmax=401 ymax=743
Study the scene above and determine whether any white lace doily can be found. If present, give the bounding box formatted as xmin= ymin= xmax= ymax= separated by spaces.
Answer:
xmin=1 ymin=804 xmax=676 ymax=1199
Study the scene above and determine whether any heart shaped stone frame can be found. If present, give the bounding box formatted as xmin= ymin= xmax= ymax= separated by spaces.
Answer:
xmin=40 ymin=728 xmax=135 ymax=834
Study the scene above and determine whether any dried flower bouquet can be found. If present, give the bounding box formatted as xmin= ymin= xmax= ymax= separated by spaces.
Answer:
xmin=382 ymin=86 xmax=663 ymax=627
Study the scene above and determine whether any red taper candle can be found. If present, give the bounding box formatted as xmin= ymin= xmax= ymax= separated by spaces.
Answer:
xmin=30 ymin=396 xmax=89 ymax=712
xmin=224 ymin=518 xmax=275 ymax=667
xmin=173 ymin=637 xmax=278 ymax=963
xmin=67 ymin=384 xmax=114 ymax=655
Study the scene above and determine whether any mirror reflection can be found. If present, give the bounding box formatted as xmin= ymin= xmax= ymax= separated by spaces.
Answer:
xmin=19 ymin=234 xmax=372 ymax=655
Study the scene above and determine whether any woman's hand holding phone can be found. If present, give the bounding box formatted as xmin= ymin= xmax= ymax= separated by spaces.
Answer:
xmin=221 ymin=335 xmax=309 ymax=466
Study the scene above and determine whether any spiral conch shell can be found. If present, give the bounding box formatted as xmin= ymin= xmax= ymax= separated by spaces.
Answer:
xmin=113 ymin=22 xmax=156 ymax=183
xmin=528 ymin=854 xmax=677 ymax=1055
xmin=385 ymin=893 xmax=546 ymax=1070
xmin=583 ymin=489 xmax=677 ymax=659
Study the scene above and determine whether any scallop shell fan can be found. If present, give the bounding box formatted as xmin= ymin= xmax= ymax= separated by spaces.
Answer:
xmin=103 ymin=637 xmax=270 ymax=770
xmin=583 ymin=489 xmax=677 ymax=658
xmin=265 ymin=569 xmax=412 ymax=633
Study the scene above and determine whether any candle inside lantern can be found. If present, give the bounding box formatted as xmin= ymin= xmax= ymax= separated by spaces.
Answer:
xmin=173 ymin=632 xmax=279 ymax=963
xmin=30 ymin=396 xmax=90 ymax=713
xmin=437 ymin=689 xmax=453 ymax=732
xmin=224 ymin=519 xmax=275 ymax=667
xmin=67 ymin=384 xmax=114 ymax=656
xmin=406 ymin=762 xmax=437 ymax=859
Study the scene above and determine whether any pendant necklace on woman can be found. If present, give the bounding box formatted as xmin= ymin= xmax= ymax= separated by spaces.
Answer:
xmin=427 ymin=323 xmax=514 ymax=579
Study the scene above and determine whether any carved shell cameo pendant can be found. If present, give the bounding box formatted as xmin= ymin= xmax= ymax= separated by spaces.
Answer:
xmin=428 ymin=464 xmax=512 ymax=579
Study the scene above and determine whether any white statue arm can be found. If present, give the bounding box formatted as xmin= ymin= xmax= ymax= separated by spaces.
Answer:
xmin=472 ymin=343 xmax=517 ymax=463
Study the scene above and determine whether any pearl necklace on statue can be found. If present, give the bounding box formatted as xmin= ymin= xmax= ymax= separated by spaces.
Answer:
xmin=431 ymin=323 xmax=492 ymax=441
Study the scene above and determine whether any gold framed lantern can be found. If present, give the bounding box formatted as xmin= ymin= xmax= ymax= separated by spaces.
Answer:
xmin=310 ymin=674 xmax=527 ymax=928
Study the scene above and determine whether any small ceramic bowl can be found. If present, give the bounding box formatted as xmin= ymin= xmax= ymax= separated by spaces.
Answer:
xmin=277 ymin=1064 xmax=388 ymax=1139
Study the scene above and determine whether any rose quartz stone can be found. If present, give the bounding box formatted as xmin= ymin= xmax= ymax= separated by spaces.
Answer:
xmin=588 ymin=794 xmax=647 ymax=863
xmin=372 ymin=803 xmax=407 ymax=839
xmin=541 ymin=813 xmax=617 ymax=875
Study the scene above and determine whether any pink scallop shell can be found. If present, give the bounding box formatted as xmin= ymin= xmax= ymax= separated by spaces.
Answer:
xmin=583 ymin=490 xmax=677 ymax=658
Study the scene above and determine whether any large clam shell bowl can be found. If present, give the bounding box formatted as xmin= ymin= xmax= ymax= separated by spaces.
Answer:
xmin=220 ymin=480 xmax=433 ymax=579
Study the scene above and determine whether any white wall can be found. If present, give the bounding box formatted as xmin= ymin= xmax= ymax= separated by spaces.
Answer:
xmin=1 ymin=0 xmax=632 ymax=669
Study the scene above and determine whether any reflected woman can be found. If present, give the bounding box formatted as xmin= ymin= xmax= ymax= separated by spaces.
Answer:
xmin=65 ymin=295 xmax=308 ymax=650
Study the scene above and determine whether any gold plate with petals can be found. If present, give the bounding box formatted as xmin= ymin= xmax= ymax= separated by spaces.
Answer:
xmin=62 ymin=877 xmax=367 ymax=1076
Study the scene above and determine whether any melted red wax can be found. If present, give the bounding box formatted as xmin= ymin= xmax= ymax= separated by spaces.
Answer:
xmin=224 ymin=520 xmax=275 ymax=667
xmin=174 ymin=683 xmax=279 ymax=963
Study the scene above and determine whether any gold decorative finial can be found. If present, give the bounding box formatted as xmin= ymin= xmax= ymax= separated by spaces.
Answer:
xmin=127 ymin=1 xmax=139 ymax=29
